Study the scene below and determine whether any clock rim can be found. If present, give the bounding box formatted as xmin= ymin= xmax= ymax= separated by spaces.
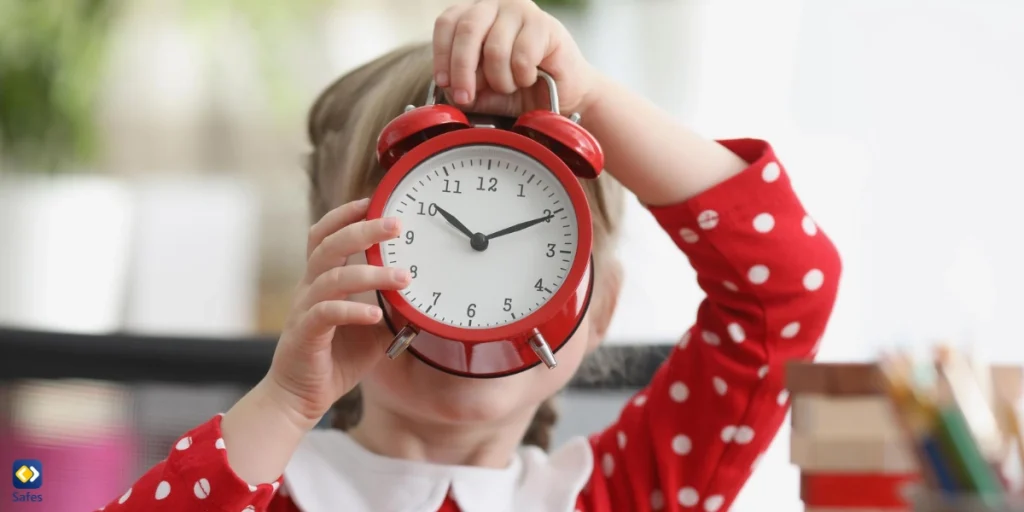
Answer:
xmin=365 ymin=127 xmax=594 ymax=344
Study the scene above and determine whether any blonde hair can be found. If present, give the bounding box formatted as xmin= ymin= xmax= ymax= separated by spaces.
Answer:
xmin=306 ymin=43 xmax=624 ymax=450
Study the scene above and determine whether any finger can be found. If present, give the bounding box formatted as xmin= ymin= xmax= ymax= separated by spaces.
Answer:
xmin=307 ymin=198 xmax=370 ymax=260
xmin=510 ymin=16 xmax=548 ymax=88
xmin=306 ymin=217 xmax=401 ymax=283
xmin=432 ymin=3 xmax=471 ymax=88
xmin=482 ymin=10 xmax=525 ymax=95
xmin=449 ymin=1 xmax=499 ymax=105
xmin=303 ymin=265 xmax=411 ymax=308
xmin=298 ymin=300 xmax=382 ymax=345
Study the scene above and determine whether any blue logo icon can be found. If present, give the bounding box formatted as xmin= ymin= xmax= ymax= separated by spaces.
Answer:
xmin=13 ymin=460 xmax=43 ymax=490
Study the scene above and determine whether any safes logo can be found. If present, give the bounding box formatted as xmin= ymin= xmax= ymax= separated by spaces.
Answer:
xmin=13 ymin=460 xmax=42 ymax=490
xmin=12 ymin=459 xmax=44 ymax=504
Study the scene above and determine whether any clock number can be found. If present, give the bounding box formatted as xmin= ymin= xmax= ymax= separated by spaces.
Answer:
xmin=431 ymin=292 xmax=441 ymax=306
xmin=417 ymin=202 xmax=438 ymax=216
xmin=534 ymin=278 xmax=544 ymax=292
xmin=467 ymin=303 xmax=477 ymax=318
xmin=542 ymin=209 xmax=553 ymax=222
xmin=410 ymin=265 xmax=418 ymax=278
xmin=517 ymin=184 xmax=526 ymax=198
xmin=405 ymin=231 xmax=414 ymax=244
xmin=503 ymin=298 xmax=512 ymax=311
xmin=546 ymin=243 xmax=556 ymax=257
xmin=443 ymin=179 xmax=462 ymax=194
xmin=477 ymin=177 xmax=498 ymax=192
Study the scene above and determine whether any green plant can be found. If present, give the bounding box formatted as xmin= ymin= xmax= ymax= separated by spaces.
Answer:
xmin=0 ymin=0 xmax=120 ymax=172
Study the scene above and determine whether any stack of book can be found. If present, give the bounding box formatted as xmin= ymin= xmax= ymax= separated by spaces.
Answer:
xmin=786 ymin=360 xmax=1023 ymax=511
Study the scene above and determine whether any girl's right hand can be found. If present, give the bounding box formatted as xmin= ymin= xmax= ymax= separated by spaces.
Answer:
xmin=266 ymin=197 xmax=410 ymax=429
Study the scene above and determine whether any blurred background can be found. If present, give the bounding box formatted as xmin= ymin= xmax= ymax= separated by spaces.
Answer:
xmin=1 ymin=0 xmax=1023 ymax=510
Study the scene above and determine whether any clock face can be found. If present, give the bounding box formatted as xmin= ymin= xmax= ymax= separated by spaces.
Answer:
xmin=379 ymin=144 xmax=580 ymax=330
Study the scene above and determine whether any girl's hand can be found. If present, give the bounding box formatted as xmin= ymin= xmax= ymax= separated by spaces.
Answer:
xmin=266 ymin=198 xmax=409 ymax=428
xmin=433 ymin=0 xmax=599 ymax=117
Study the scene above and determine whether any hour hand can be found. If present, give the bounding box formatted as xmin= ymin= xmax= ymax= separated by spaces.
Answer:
xmin=486 ymin=214 xmax=554 ymax=240
xmin=433 ymin=204 xmax=474 ymax=239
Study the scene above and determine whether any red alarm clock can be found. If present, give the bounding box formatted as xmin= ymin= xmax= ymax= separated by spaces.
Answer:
xmin=365 ymin=71 xmax=603 ymax=378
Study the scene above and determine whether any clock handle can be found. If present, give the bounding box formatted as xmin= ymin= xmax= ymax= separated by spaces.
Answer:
xmin=529 ymin=329 xmax=558 ymax=369
xmin=386 ymin=325 xmax=419 ymax=359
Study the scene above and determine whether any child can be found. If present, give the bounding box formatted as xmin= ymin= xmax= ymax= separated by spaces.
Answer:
xmin=97 ymin=0 xmax=840 ymax=510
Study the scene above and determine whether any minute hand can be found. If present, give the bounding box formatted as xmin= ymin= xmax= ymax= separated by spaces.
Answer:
xmin=486 ymin=214 xmax=554 ymax=240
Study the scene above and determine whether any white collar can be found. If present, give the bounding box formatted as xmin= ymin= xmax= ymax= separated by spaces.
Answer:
xmin=283 ymin=429 xmax=593 ymax=512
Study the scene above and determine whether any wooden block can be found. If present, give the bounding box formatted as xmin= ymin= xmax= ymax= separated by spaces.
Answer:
xmin=787 ymin=362 xmax=1023 ymax=399
xmin=792 ymin=396 xmax=902 ymax=439
xmin=791 ymin=434 xmax=917 ymax=472
xmin=786 ymin=362 xmax=883 ymax=396
xmin=801 ymin=472 xmax=918 ymax=509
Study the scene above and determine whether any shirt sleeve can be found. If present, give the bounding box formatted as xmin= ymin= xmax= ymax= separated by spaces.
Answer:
xmin=579 ymin=139 xmax=842 ymax=512
xmin=94 ymin=414 xmax=284 ymax=512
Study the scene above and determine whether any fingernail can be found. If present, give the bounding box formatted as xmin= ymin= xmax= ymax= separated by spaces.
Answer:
xmin=366 ymin=306 xmax=381 ymax=320
xmin=382 ymin=217 xmax=399 ymax=231
xmin=454 ymin=89 xmax=470 ymax=104
xmin=357 ymin=197 xmax=370 ymax=207
xmin=392 ymin=268 xmax=410 ymax=282
xmin=436 ymin=71 xmax=449 ymax=87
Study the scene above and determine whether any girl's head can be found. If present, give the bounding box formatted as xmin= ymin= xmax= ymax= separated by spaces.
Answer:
xmin=306 ymin=43 xmax=625 ymax=450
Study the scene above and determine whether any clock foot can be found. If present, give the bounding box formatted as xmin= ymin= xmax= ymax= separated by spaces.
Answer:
xmin=528 ymin=331 xmax=558 ymax=369
xmin=386 ymin=325 xmax=418 ymax=359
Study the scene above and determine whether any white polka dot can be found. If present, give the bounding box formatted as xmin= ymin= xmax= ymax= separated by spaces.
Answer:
xmin=243 ymin=507 xmax=256 ymax=512
xmin=155 ymin=481 xmax=171 ymax=500
xmin=723 ymin=280 xmax=739 ymax=292
xmin=272 ymin=482 xmax=280 ymax=493
xmin=118 ymin=488 xmax=132 ymax=504
xmin=670 ymin=381 xmax=690 ymax=403
xmin=713 ymin=377 xmax=728 ymax=395
xmin=602 ymin=453 xmax=615 ymax=477
xmin=175 ymin=436 xmax=192 ymax=451
xmin=727 ymin=323 xmax=745 ymax=343
xmin=651 ymin=489 xmax=666 ymax=510
xmin=194 ymin=478 xmax=211 ymax=499
xmin=803 ymin=269 xmax=824 ymax=291
xmin=248 ymin=484 xmax=258 ymax=492
xmin=752 ymin=213 xmax=775 ymax=233
xmin=781 ymin=322 xmax=801 ymax=338
xmin=778 ymin=389 xmax=790 ymax=405
xmin=617 ymin=431 xmax=627 ymax=449
xmin=679 ymin=330 xmax=692 ymax=349
xmin=762 ymin=162 xmax=781 ymax=182
xmin=747 ymin=265 xmax=770 ymax=284
xmin=633 ymin=394 xmax=648 ymax=407
xmin=701 ymin=330 xmax=721 ymax=346
xmin=735 ymin=426 xmax=755 ymax=444
xmin=698 ymin=210 xmax=719 ymax=230
xmin=215 ymin=438 xmax=225 ymax=450
xmin=757 ymin=365 xmax=769 ymax=379
xmin=802 ymin=215 xmax=817 ymax=236
xmin=672 ymin=434 xmax=692 ymax=455
xmin=721 ymin=425 xmax=737 ymax=443
xmin=678 ymin=487 xmax=700 ymax=507
xmin=679 ymin=228 xmax=700 ymax=244
xmin=704 ymin=494 xmax=725 ymax=511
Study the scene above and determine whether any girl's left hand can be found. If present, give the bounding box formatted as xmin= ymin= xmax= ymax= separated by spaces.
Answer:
xmin=432 ymin=0 xmax=599 ymax=117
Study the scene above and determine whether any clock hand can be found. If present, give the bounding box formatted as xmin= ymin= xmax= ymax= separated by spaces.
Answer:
xmin=433 ymin=204 xmax=475 ymax=239
xmin=486 ymin=214 xmax=554 ymax=240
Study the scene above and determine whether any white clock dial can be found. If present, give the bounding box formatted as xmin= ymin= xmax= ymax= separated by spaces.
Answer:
xmin=380 ymin=144 xmax=580 ymax=329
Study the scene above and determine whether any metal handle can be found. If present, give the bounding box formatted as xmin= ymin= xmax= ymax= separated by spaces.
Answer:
xmin=423 ymin=69 xmax=561 ymax=116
